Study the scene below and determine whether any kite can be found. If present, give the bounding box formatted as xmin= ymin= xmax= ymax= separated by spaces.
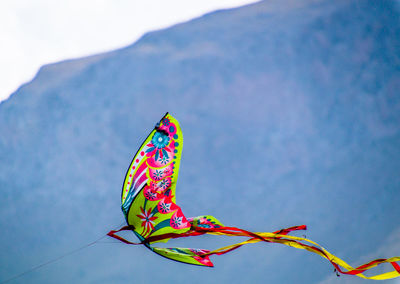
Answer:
xmin=108 ymin=113 xmax=400 ymax=280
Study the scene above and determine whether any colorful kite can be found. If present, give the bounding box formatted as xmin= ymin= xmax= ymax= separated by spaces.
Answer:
xmin=108 ymin=113 xmax=400 ymax=280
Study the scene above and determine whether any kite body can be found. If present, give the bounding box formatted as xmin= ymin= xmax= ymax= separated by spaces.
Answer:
xmin=108 ymin=113 xmax=400 ymax=279
xmin=118 ymin=113 xmax=221 ymax=266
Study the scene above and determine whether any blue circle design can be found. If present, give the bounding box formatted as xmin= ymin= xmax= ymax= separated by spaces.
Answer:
xmin=152 ymin=131 xmax=170 ymax=149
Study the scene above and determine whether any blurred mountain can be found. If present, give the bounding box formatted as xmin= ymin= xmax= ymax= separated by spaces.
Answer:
xmin=1 ymin=0 xmax=400 ymax=283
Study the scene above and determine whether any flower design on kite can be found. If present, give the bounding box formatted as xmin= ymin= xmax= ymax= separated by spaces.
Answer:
xmin=152 ymin=131 xmax=170 ymax=149
xmin=162 ymin=118 xmax=170 ymax=126
xmin=146 ymin=131 xmax=173 ymax=164
xmin=171 ymin=215 xmax=183 ymax=228
xmin=144 ymin=188 xmax=157 ymax=200
xmin=159 ymin=178 xmax=171 ymax=190
xmin=153 ymin=169 xmax=163 ymax=180
xmin=137 ymin=207 xmax=158 ymax=236
xmin=159 ymin=155 xmax=169 ymax=165
xmin=159 ymin=202 xmax=171 ymax=214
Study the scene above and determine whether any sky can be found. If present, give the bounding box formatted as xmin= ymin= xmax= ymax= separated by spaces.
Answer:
xmin=1 ymin=0 xmax=400 ymax=282
xmin=0 ymin=0 xmax=259 ymax=103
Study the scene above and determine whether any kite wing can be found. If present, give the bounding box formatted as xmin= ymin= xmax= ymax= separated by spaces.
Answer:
xmin=121 ymin=113 xmax=191 ymax=239
xmin=119 ymin=112 xmax=220 ymax=266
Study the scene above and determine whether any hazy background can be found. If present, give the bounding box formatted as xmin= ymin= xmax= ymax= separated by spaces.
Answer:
xmin=0 ymin=0 xmax=259 ymax=102
xmin=1 ymin=0 xmax=400 ymax=283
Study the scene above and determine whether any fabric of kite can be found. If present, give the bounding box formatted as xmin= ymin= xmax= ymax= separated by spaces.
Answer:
xmin=108 ymin=113 xmax=400 ymax=280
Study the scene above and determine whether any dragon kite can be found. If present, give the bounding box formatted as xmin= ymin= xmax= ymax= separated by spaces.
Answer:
xmin=108 ymin=113 xmax=400 ymax=280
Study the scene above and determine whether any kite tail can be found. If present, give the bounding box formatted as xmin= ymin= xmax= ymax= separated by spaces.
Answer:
xmin=193 ymin=226 xmax=400 ymax=280
xmin=107 ymin=225 xmax=400 ymax=279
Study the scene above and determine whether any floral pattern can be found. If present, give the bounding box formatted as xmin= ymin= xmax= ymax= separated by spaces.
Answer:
xmin=161 ymin=117 xmax=170 ymax=126
xmin=145 ymin=130 xmax=173 ymax=167
xmin=172 ymin=215 xmax=183 ymax=228
xmin=136 ymin=207 xmax=158 ymax=236
xmin=124 ymin=113 xmax=209 ymax=266
xmin=143 ymin=188 xmax=158 ymax=201
xmin=126 ymin=114 xmax=190 ymax=235
xmin=151 ymin=131 xmax=170 ymax=149
xmin=158 ymin=201 xmax=172 ymax=214
xmin=149 ymin=164 xmax=173 ymax=181
xmin=159 ymin=178 xmax=171 ymax=190
xmin=152 ymin=169 xmax=163 ymax=181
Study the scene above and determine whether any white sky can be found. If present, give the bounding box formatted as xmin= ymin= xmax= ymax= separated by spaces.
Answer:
xmin=0 ymin=0 xmax=259 ymax=102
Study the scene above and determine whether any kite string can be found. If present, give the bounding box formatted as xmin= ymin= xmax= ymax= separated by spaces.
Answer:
xmin=0 ymin=222 xmax=126 ymax=284
xmin=0 ymin=234 xmax=106 ymax=284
